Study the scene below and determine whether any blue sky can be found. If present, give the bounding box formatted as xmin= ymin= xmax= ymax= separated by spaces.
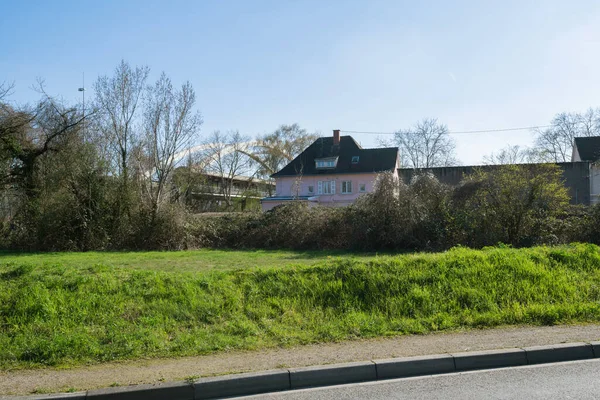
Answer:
xmin=2 ymin=0 xmax=600 ymax=164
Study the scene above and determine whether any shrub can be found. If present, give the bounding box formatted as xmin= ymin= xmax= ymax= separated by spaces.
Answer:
xmin=349 ymin=172 xmax=451 ymax=250
xmin=451 ymin=164 xmax=570 ymax=247
xmin=1 ymin=163 xmax=596 ymax=252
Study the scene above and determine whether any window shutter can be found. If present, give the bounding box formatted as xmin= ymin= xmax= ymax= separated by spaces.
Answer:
xmin=318 ymin=181 xmax=322 ymax=194
xmin=331 ymin=180 xmax=336 ymax=194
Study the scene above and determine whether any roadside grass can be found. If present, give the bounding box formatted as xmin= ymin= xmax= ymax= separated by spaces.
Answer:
xmin=0 ymin=249 xmax=381 ymax=272
xmin=1 ymin=243 xmax=600 ymax=369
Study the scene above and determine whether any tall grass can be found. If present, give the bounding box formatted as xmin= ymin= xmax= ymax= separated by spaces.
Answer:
xmin=1 ymin=244 xmax=600 ymax=369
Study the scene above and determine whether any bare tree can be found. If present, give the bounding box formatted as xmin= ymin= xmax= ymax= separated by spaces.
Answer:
xmin=483 ymin=145 xmax=531 ymax=165
xmin=394 ymin=118 xmax=458 ymax=168
xmin=0 ymin=81 xmax=14 ymax=102
xmin=252 ymin=124 xmax=318 ymax=178
xmin=94 ymin=60 xmax=150 ymax=204
xmin=533 ymin=109 xmax=600 ymax=162
xmin=291 ymin=161 xmax=304 ymax=199
xmin=202 ymin=130 xmax=253 ymax=209
xmin=141 ymin=73 xmax=202 ymax=216
xmin=579 ymin=108 xmax=600 ymax=137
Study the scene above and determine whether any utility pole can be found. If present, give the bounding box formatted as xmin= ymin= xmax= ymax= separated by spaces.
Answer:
xmin=78 ymin=72 xmax=85 ymax=136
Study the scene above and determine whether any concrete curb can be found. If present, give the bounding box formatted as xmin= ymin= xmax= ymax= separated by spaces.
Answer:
xmin=5 ymin=340 xmax=600 ymax=400
xmin=523 ymin=342 xmax=594 ymax=364
xmin=452 ymin=348 xmax=527 ymax=371
xmin=289 ymin=361 xmax=376 ymax=389
xmin=194 ymin=369 xmax=289 ymax=399
xmin=374 ymin=354 xmax=455 ymax=379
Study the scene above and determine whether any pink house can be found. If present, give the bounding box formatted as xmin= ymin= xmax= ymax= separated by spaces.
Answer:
xmin=261 ymin=130 xmax=399 ymax=211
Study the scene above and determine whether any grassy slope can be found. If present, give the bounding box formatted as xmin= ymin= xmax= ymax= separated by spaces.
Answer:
xmin=1 ymin=244 xmax=600 ymax=369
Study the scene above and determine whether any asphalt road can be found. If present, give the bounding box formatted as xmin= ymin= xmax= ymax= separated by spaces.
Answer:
xmin=235 ymin=359 xmax=600 ymax=400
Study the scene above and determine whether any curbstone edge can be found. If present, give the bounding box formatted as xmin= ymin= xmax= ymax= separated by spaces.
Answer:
xmin=589 ymin=341 xmax=600 ymax=358
xmin=452 ymin=348 xmax=527 ymax=372
xmin=523 ymin=342 xmax=594 ymax=365
xmin=289 ymin=361 xmax=376 ymax=389
xmin=374 ymin=354 xmax=455 ymax=380
xmin=194 ymin=369 xmax=290 ymax=400
xmin=4 ymin=341 xmax=600 ymax=400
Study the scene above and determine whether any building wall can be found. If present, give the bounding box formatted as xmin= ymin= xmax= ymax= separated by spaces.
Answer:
xmin=274 ymin=172 xmax=382 ymax=205
xmin=398 ymin=162 xmax=592 ymax=205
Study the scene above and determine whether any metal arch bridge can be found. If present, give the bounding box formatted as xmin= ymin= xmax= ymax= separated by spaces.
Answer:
xmin=172 ymin=141 xmax=262 ymax=166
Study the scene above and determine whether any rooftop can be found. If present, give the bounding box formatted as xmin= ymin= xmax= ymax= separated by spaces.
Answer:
xmin=272 ymin=135 xmax=398 ymax=177
xmin=574 ymin=137 xmax=600 ymax=162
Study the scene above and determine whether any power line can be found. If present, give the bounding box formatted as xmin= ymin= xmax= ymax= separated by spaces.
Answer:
xmin=341 ymin=124 xmax=553 ymax=136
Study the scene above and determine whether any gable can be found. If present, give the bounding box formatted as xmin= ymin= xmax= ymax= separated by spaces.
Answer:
xmin=271 ymin=136 xmax=398 ymax=177
xmin=574 ymin=137 xmax=600 ymax=162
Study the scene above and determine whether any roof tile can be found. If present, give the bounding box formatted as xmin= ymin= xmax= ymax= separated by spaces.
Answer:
xmin=272 ymin=136 xmax=398 ymax=177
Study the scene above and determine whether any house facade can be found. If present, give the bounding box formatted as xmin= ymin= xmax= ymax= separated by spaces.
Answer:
xmin=261 ymin=130 xmax=399 ymax=211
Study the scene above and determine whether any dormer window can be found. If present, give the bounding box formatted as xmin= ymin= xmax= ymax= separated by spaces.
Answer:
xmin=351 ymin=156 xmax=359 ymax=164
xmin=315 ymin=157 xmax=338 ymax=169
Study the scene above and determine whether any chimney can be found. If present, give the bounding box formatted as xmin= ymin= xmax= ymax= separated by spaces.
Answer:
xmin=333 ymin=129 xmax=340 ymax=146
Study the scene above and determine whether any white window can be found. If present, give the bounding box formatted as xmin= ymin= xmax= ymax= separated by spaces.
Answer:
xmin=315 ymin=157 xmax=338 ymax=169
xmin=341 ymin=181 xmax=352 ymax=194
xmin=308 ymin=185 xmax=314 ymax=194
xmin=316 ymin=160 xmax=335 ymax=168
xmin=359 ymin=183 xmax=366 ymax=193
xmin=318 ymin=180 xmax=336 ymax=195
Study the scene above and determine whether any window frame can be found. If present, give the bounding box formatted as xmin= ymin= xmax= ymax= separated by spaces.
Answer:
xmin=341 ymin=181 xmax=352 ymax=194
xmin=317 ymin=180 xmax=336 ymax=195
xmin=315 ymin=157 xmax=339 ymax=170
xmin=359 ymin=183 xmax=366 ymax=193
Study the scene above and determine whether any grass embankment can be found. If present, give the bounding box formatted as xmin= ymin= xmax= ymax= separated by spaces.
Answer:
xmin=1 ymin=244 xmax=600 ymax=369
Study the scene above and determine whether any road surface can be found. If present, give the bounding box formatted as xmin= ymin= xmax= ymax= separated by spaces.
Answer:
xmin=236 ymin=359 xmax=600 ymax=400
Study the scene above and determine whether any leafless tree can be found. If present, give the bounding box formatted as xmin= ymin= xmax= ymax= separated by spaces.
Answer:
xmin=94 ymin=60 xmax=150 ymax=190
xmin=141 ymin=73 xmax=202 ymax=216
xmin=0 ymin=81 xmax=14 ymax=102
xmin=483 ymin=145 xmax=531 ymax=165
xmin=252 ymin=124 xmax=318 ymax=178
xmin=580 ymin=108 xmax=600 ymax=137
xmin=202 ymin=130 xmax=254 ymax=208
xmin=291 ymin=161 xmax=304 ymax=199
xmin=394 ymin=118 xmax=458 ymax=168
xmin=533 ymin=109 xmax=600 ymax=162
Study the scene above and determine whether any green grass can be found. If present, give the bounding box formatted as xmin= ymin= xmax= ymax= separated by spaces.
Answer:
xmin=1 ymin=244 xmax=600 ymax=369
xmin=0 ymin=249 xmax=380 ymax=272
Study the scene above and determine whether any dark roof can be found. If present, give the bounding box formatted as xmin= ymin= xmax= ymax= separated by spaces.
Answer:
xmin=574 ymin=137 xmax=600 ymax=162
xmin=272 ymin=136 xmax=398 ymax=177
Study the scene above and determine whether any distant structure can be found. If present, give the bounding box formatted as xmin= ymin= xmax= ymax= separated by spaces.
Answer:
xmin=399 ymin=136 xmax=600 ymax=206
xmin=264 ymin=133 xmax=600 ymax=210
xmin=261 ymin=130 xmax=399 ymax=211
xmin=176 ymin=170 xmax=274 ymax=212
